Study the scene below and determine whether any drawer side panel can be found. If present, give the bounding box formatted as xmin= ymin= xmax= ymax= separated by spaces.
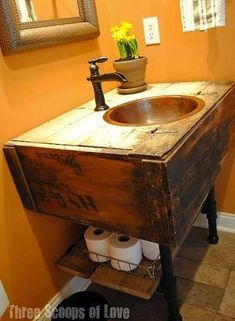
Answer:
xmin=167 ymin=86 xmax=235 ymax=243
xmin=3 ymin=144 xmax=37 ymax=211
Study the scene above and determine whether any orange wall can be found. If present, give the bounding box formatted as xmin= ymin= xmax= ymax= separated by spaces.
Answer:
xmin=1 ymin=0 xmax=235 ymax=319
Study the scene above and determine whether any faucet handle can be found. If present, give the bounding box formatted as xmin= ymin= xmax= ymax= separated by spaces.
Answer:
xmin=88 ymin=57 xmax=108 ymax=77
xmin=88 ymin=57 xmax=108 ymax=65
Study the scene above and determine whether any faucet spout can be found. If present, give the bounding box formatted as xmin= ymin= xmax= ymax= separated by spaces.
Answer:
xmin=87 ymin=57 xmax=127 ymax=111
xmin=88 ymin=72 xmax=127 ymax=84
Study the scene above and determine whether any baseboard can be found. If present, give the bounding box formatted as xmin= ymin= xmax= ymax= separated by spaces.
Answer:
xmin=35 ymin=277 xmax=91 ymax=321
xmin=194 ymin=211 xmax=235 ymax=233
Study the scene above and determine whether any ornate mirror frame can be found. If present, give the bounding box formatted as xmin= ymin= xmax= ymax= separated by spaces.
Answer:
xmin=0 ymin=0 xmax=100 ymax=55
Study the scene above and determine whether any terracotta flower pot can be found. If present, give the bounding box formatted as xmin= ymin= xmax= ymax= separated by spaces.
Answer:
xmin=113 ymin=56 xmax=148 ymax=94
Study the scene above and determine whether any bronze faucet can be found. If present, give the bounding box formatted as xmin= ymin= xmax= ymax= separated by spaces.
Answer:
xmin=87 ymin=57 xmax=127 ymax=111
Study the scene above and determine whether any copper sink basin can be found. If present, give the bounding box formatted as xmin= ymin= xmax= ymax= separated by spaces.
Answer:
xmin=103 ymin=95 xmax=205 ymax=126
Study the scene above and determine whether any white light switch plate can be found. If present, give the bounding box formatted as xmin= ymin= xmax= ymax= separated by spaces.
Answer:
xmin=143 ymin=17 xmax=160 ymax=45
xmin=0 ymin=280 xmax=9 ymax=318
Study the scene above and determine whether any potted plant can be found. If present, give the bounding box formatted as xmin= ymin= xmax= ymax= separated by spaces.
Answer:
xmin=111 ymin=21 xmax=148 ymax=94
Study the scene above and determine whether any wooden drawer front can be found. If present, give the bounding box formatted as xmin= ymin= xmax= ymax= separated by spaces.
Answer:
xmin=14 ymin=146 xmax=156 ymax=239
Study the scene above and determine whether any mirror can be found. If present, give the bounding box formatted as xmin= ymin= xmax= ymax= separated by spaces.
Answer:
xmin=0 ymin=0 xmax=100 ymax=55
xmin=15 ymin=0 xmax=80 ymax=22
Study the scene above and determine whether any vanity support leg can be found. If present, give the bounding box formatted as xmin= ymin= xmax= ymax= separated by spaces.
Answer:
xmin=159 ymin=245 xmax=182 ymax=321
xmin=201 ymin=186 xmax=219 ymax=244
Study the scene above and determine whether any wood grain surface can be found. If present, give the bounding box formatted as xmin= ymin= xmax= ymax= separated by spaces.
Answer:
xmin=57 ymin=238 xmax=162 ymax=300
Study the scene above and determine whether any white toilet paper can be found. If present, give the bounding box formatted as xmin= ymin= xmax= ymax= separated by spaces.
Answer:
xmin=84 ymin=227 xmax=112 ymax=262
xmin=141 ymin=240 xmax=160 ymax=260
xmin=109 ymin=234 xmax=142 ymax=271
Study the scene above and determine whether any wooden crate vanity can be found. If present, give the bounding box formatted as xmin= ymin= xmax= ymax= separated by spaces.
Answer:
xmin=4 ymin=81 xmax=235 ymax=320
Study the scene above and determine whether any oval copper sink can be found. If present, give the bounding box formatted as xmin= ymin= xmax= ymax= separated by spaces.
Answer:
xmin=103 ymin=95 xmax=205 ymax=126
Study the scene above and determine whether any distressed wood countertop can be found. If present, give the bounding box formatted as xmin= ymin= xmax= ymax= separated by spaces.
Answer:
xmin=11 ymin=81 xmax=234 ymax=160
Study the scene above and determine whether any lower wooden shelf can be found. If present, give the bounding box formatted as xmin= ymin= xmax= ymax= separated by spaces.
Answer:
xmin=57 ymin=239 xmax=162 ymax=300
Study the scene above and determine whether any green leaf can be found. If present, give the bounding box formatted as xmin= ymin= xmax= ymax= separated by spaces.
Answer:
xmin=118 ymin=42 xmax=127 ymax=59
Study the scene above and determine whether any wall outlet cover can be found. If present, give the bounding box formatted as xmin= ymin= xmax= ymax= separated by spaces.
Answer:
xmin=143 ymin=17 xmax=160 ymax=45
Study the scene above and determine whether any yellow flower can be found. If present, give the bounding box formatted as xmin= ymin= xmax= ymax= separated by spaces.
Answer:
xmin=127 ymin=34 xmax=136 ymax=41
xmin=111 ymin=21 xmax=135 ymax=41
xmin=110 ymin=21 xmax=139 ymax=59
xmin=110 ymin=26 xmax=119 ymax=33
xmin=121 ymin=21 xmax=133 ymax=31
xmin=111 ymin=28 xmax=125 ymax=42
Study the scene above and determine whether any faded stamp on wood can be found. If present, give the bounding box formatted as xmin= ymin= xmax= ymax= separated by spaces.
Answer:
xmin=4 ymin=145 xmax=172 ymax=243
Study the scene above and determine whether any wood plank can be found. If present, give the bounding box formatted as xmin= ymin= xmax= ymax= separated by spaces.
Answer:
xmin=142 ymin=160 xmax=175 ymax=245
xmin=10 ymin=140 xmax=132 ymax=157
xmin=41 ymin=111 xmax=107 ymax=145
xmin=15 ymin=145 xmax=155 ymax=241
xmin=119 ymin=271 xmax=160 ymax=299
xmin=103 ymin=82 xmax=173 ymax=105
xmin=199 ymin=81 xmax=234 ymax=95
xmin=75 ymin=122 xmax=137 ymax=149
xmin=167 ymin=85 xmax=235 ymax=243
xmin=91 ymin=265 xmax=161 ymax=300
xmin=160 ymin=81 xmax=233 ymax=96
xmin=15 ymin=106 xmax=94 ymax=144
xmin=57 ymin=238 xmax=162 ymax=300
xmin=3 ymin=144 xmax=37 ymax=211
xmin=160 ymin=81 xmax=211 ymax=95
xmin=57 ymin=241 xmax=98 ymax=279
xmin=79 ymin=125 xmax=159 ymax=150
xmin=90 ymin=266 xmax=125 ymax=293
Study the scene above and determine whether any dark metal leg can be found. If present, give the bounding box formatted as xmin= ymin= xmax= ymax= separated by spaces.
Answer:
xmin=159 ymin=245 xmax=182 ymax=321
xmin=201 ymin=186 xmax=219 ymax=244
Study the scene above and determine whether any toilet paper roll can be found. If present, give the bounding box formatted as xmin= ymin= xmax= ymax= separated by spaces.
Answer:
xmin=84 ymin=227 xmax=112 ymax=262
xmin=141 ymin=240 xmax=160 ymax=261
xmin=109 ymin=234 xmax=142 ymax=271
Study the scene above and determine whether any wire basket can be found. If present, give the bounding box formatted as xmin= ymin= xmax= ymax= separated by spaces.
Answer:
xmin=83 ymin=248 xmax=161 ymax=279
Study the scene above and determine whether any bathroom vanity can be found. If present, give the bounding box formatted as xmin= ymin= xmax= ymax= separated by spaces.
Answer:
xmin=4 ymin=81 xmax=235 ymax=321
